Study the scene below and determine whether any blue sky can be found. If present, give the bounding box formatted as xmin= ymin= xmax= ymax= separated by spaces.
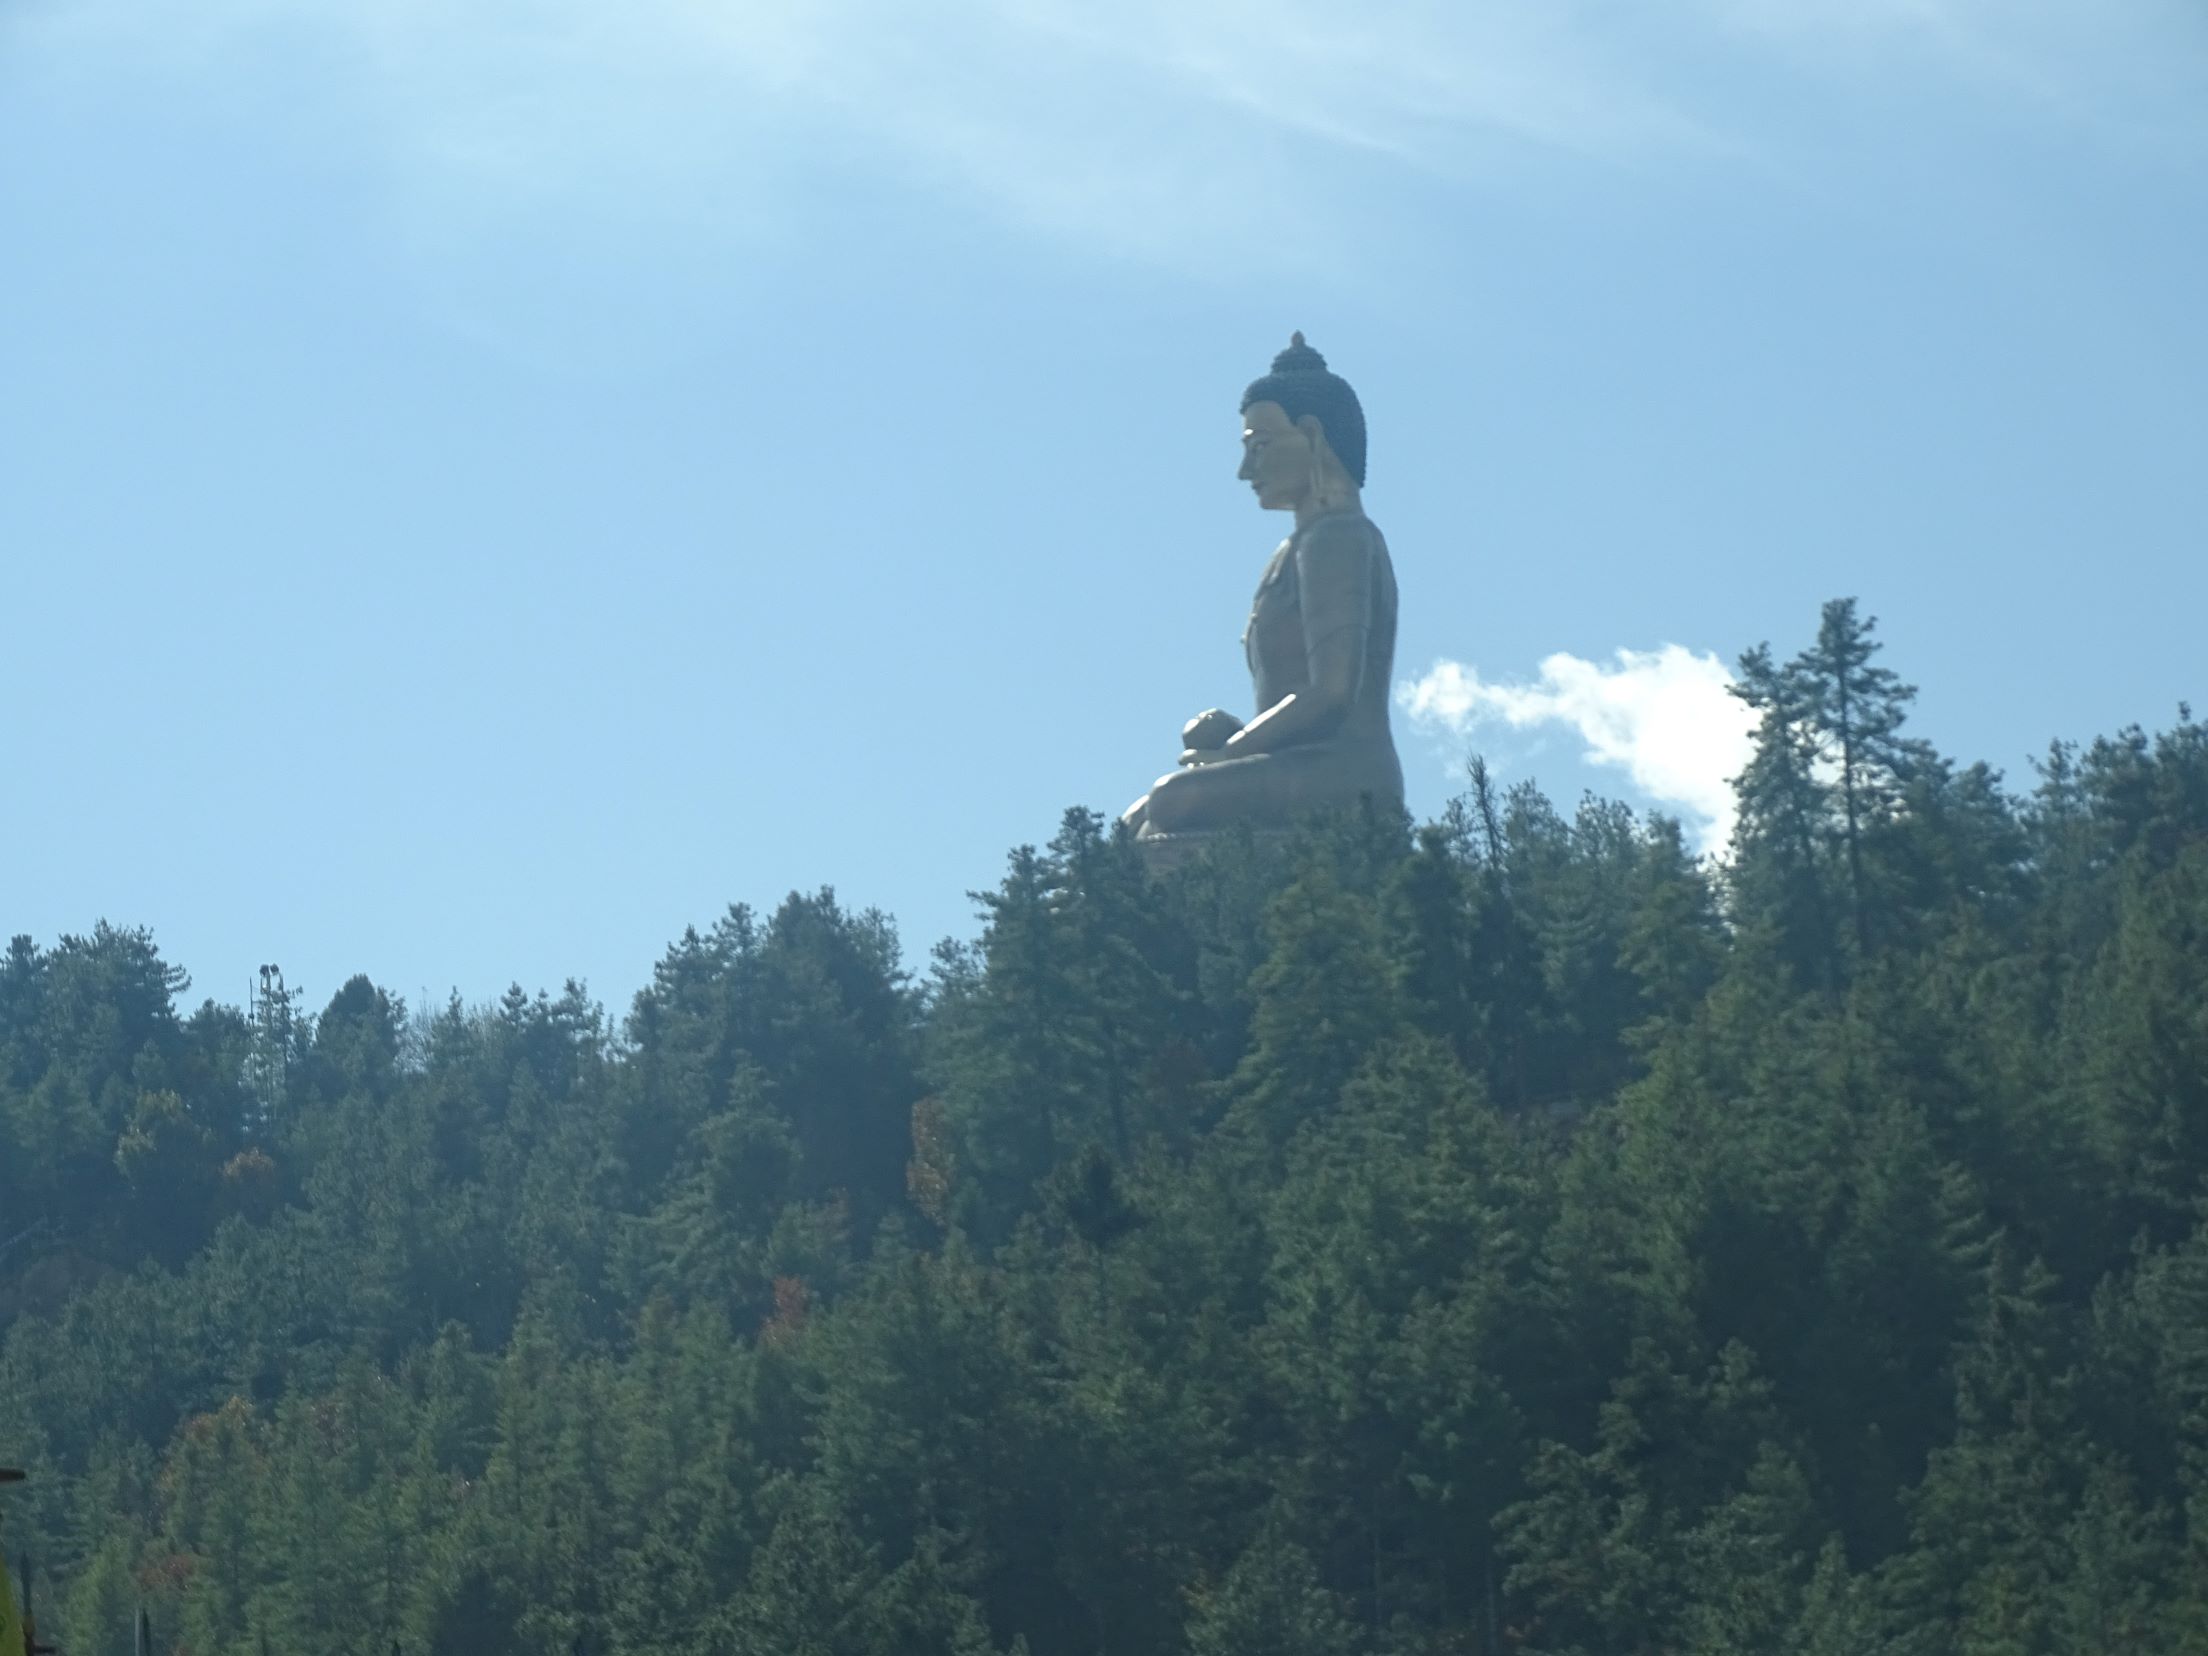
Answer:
xmin=5 ymin=0 xmax=2205 ymax=1018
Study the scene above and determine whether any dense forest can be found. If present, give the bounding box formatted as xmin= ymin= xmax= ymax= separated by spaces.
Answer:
xmin=4 ymin=599 xmax=2207 ymax=1655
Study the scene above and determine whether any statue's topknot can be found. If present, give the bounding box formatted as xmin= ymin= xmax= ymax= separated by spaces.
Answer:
xmin=1270 ymin=331 xmax=1327 ymax=374
xmin=1242 ymin=331 xmax=1367 ymax=487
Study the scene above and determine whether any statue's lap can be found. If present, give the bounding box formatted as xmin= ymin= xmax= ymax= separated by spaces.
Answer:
xmin=1139 ymin=741 xmax=1403 ymax=838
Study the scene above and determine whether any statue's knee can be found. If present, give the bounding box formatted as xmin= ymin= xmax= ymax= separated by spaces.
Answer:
xmin=1145 ymin=769 xmax=1202 ymax=832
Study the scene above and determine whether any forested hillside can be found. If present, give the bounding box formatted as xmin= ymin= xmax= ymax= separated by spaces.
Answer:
xmin=5 ymin=600 xmax=2207 ymax=1655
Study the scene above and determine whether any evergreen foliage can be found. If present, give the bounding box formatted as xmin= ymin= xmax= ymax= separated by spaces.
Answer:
xmin=3 ymin=606 xmax=2205 ymax=1653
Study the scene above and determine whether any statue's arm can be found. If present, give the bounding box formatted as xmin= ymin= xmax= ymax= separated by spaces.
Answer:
xmin=1226 ymin=519 xmax=1374 ymax=755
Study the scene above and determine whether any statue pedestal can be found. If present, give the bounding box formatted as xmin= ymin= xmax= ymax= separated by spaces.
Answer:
xmin=1132 ymin=826 xmax=1292 ymax=876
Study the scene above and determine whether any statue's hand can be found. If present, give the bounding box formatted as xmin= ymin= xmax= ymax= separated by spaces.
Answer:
xmin=1181 ymin=708 xmax=1243 ymax=752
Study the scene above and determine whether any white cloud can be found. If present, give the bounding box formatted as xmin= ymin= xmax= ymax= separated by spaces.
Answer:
xmin=1396 ymin=645 xmax=1758 ymax=854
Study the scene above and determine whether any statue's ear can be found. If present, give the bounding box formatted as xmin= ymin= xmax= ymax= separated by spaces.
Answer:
xmin=1294 ymin=413 xmax=1345 ymax=481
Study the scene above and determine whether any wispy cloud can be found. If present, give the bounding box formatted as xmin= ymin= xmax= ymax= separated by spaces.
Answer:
xmin=19 ymin=0 xmax=2203 ymax=274
xmin=1710 ymin=0 xmax=2208 ymax=130
xmin=1396 ymin=645 xmax=1758 ymax=854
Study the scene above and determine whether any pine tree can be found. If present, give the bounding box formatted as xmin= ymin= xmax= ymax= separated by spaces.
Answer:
xmin=1793 ymin=599 xmax=1931 ymax=960
xmin=1184 ymin=1517 xmax=1361 ymax=1656
xmin=1728 ymin=642 xmax=1841 ymax=990
xmin=1228 ymin=866 xmax=1406 ymax=1151
xmin=60 ymin=1537 xmax=138 ymax=1656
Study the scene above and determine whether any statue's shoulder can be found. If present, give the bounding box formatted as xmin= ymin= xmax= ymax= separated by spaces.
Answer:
xmin=1296 ymin=510 xmax=1389 ymax=566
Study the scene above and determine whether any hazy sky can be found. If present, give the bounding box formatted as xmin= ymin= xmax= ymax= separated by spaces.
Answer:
xmin=5 ymin=0 xmax=2205 ymax=1018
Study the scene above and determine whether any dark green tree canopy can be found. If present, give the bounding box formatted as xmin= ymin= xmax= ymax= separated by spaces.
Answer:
xmin=4 ymin=605 xmax=2206 ymax=1656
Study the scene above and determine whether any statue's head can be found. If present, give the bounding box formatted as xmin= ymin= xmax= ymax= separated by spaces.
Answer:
xmin=1238 ymin=333 xmax=1367 ymax=512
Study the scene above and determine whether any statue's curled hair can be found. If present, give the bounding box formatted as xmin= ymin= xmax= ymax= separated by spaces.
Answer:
xmin=1241 ymin=334 xmax=1367 ymax=487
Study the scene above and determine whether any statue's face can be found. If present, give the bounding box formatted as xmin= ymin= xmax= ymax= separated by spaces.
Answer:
xmin=1237 ymin=399 xmax=1315 ymax=511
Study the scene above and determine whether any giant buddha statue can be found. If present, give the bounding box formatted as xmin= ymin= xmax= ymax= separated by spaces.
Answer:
xmin=1121 ymin=335 xmax=1404 ymax=851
